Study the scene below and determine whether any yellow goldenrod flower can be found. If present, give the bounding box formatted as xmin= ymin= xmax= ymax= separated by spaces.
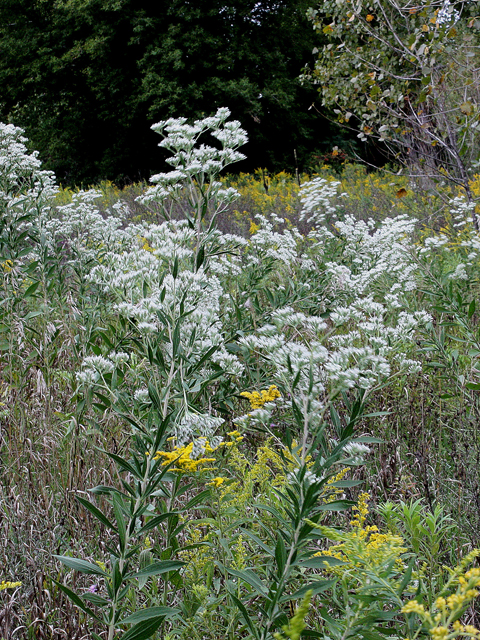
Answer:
xmin=430 ymin=626 xmax=449 ymax=640
xmin=207 ymin=477 xmax=228 ymax=488
xmin=249 ymin=219 xmax=260 ymax=235
xmin=153 ymin=441 xmax=217 ymax=473
xmin=3 ymin=260 xmax=13 ymax=272
xmin=402 ymin=601 xmax=426 ymax=615
xmin=0 ymin=580 xmax=21 ymax=591
xmin=350 ymin=492 xmax=370 ymax=528
xmin=240 ymin=385 xmax=281 ymax=409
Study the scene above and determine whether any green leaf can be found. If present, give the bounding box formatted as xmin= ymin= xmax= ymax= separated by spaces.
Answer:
xmin=172 ymin=256 xmax=179 ymax=279
xmin=284 ymin=579 xmax=336 ymax=601
xmin=227 ymin=568 xmax=268 ymax=596
xmin=185 ymin=489 xmax=211 ymax=510
xmin=315 ymin=500 xmax=354 ymax=512
xmin=54 ymin=555 xmax=108 ymax=576
xmin=76 ymin=496 xmax=117 ymax=533
xmin=120 ymin=616 xmax=164 ymax=640
xmin=331 ymin=479 xmax=363 ymax=488
xmin=112 ymin=492 xmax=127 ymax=552
xmin=105 ymin=451 xmax=139 ymax=476
xmin=275 ymin=535 xmax=287 ymax=575
xmin=82 ymin=592 xmax=110 ymax=607
xmin=196 ymin=245 xmax=205 ymax=270
xmin=239 ymin=528 xmax=275 ymax=556
xmin=398 ymin=558 xmax=415 ymax=595
xmin=300 ymin=555 xmax=347 ymax=569
xmin=119 ymin=606 xmax=179 ymax=625
xmin=130 ymin=560 xmax=185 ymax=580
xmin=137 ymin=512 xmax=180 ymax=536
xmin=229 ymin=593 xmax=260 ymax=639
xmin=23 ymin=280 xmax=40 ymax=297
xmin=51 ymin=579 xmax=103 ymax=623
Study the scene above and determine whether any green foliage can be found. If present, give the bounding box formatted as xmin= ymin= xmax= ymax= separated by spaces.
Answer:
xmin=273 ymin=591 xmax=312 ymax=640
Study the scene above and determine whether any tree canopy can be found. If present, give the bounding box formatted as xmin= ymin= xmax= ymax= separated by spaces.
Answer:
xmin=0 ymin=0 xmax=338 ymax=184
xmin=305 ymin=0 xmax=480 ymax=208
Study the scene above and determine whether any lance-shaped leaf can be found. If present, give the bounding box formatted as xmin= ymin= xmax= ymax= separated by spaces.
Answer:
xmin=129 ymin=560 xmax=185 ymax=580
xmin=227 ymin=568 xmax=268 ymax=596
xmin=54 ymin=555 xmax=109 ymax=576
xmin=120 ymin=616 xmax=164 ymax=640
xmin=52 ymin=579 xmax=103 ymax=623
xmin=229 ymin=592 xmax=261 ymax=639
xmin=299 ymin=555 xmax=347 ymax=569
xmin=284 ymin=579 xmax=336 ymax=601
xmin=76 ymin=496 xmax=117 ymax=533
xmin=119 ymin=606 xmax=179 ymax=625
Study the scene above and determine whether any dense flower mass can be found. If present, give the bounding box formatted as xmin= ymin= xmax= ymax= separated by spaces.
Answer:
xmin=6 ymin=110 xmax=480 ymax=640
xmin=152 ymin=441 xmax=217 ymax=473
xmin=402 ymin=553 xmax=480 ymax=640
xmin=240 ymin=385 xmax=282 ymax=409
xmin=0 ymin=580 xmax=21 ymax=591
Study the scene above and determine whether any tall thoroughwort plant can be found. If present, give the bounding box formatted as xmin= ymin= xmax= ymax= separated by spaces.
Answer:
xmin=0 ymin=123 xmax=57 ymax=392
xmin=49 ymin=109 xmax=436 ymax=639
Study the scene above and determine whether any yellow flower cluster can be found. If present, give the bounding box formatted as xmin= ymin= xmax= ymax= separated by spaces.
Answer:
xmin=249 ymin=219 xmax=260 ymax=235
xmin=151 ymin=431 xmax=244 ymax=475
xmin=0 ymin=580 xmax=21 ymax=591
xmin=225 ymin=430 xmax=244 ymax=447
xmin=402 ymin=600 xmax=427 ymax=615
xmin=207 ymin=476 xmax=228 ymax=488
xmin=2 ymin=260 xmax=13 ymax=273
xmin=139 ymin=236 xmax=155 ymax=253
xmin=312 ymin=492 xmax=407 ymax=572
xmin=152 ymin=441 xmax=216 ymax=473
xmin=219 ymin=440 xmax=306 ymax=521
xmin=402 ymin=552 xmax=480 ymax=640
xmin=233 ymin=534 xmax=248 ymax=570
xmin=350 ymin=491 xmax=371 ymax=528
xmin=322 ymin=467 xmax=349 ymax=504
xmin=178 ymin=526 xmax=215 ymax=583
xmin=224 ymin=169 xmax=305 ymax=223
xmin=240 ymin=385 xmax=281 ymax=409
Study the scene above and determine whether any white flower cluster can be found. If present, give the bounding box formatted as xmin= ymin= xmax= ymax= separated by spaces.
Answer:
xmin=286 ymin=467 xmax=322 ymax=487
xmin=40 ymin=190 xmax=127 ymax=262
xmin=0 ymin=113 xmax=443 ymax=453
xmin=175 ymin=412 xmax=224 ymax=448
xmin=325 ymin=214 xmax=418 ymax=300
xmin=238 ymin=294 xmax=430 ymax=429
xmin=138 ymin=107 xmax=247 ymax=218
xmin=342 ymin=441 xmax=371 ymax=464
xmin=419 ymin=233 xmax=449 ymax=256
xmin=299 ymin=176 xmax=345 ymax=226
xmin=248 ymin=214 xmax=303 ymax=268
xmin=418 ymin=196 xmax=480 ymax=280
xmin=77 ymin=352 xmax=130 ymax=385
xmin=89 ymin=256 xmax=243 ymax=377
xmin=0 ymin=122 xmax=57 ymax=241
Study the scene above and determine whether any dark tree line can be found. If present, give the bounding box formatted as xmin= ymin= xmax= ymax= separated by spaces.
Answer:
xmin=0 ymin=0 xmax=344 ymax=185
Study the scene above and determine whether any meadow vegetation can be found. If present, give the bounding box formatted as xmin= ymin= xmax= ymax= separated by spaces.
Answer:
xmin=2 ymin=108 xmax=480 ymax=640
